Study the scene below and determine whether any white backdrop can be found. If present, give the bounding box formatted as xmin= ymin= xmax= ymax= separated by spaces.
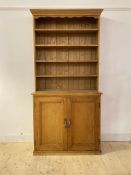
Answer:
xmin=0 ymin=1 xmax=131 ymax=142
xmin=0 ymin=0 xmax=131 ymax=9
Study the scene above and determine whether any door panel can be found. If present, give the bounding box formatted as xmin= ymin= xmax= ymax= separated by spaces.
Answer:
xmin=34 ymin=96 xmax=67 ymax=151
xmin=68 ymin=96 xmax=100 ymax=151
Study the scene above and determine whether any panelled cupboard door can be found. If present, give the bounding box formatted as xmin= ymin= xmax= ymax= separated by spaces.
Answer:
xmin=68 ymin=96 xmax=100 ymax=151
xmin=34 ymin=97 xmax=67 ymax=151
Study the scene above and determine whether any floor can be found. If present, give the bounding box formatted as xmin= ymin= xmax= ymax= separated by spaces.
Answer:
xmin=0 ymin=142 xmax=131 ymax=175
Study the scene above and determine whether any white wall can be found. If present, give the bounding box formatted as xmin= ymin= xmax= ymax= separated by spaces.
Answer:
xmin=0 ymin=10 xmax=34 ymax=141
xmin=0 ymin=0 xmax=131 ymax=9
xmin=100 ymin=11 xmax=131 ymax=141
xmin=0 ymin=1 xmax=131 ymax=141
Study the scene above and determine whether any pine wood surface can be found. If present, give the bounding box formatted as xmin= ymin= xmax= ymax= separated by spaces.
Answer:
xmin=35 ymin=29 xmax=99 ymax=33
xmin=31 ymin=9 xmax=103 ymax=154
xmin=31 ymin=9 xmax=103 ymax=17
xmin=33 ymin=95 xmax=100 ymax=153
xmin=34 ymin=97 xmax=67 ymax=151
xmin=0 ymin=142 xmax=131 ymax=175
xmin=33 ymin=10 xmax=100 ymax=91
xmin=32 ymin=91 xmax=101 ymax=96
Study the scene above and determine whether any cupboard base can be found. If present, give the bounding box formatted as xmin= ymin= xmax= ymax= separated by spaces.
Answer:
xmin=33 ymin=91 xmax=101 ymax=155
xmin=33 ymin=149 xmax=101 ymax=155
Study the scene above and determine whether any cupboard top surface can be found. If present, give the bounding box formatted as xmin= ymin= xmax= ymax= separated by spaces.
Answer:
xmin=32 ymin=90 xmax=102 ymax=96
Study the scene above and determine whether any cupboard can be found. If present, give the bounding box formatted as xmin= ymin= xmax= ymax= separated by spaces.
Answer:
xmin=31 ymin=9 xmax=103 ymax=154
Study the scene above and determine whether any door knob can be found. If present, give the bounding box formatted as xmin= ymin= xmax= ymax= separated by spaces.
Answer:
xmin=64 ymin=118 xmax=71 ymax=128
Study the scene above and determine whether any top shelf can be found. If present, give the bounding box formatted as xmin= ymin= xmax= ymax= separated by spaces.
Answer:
xmin=35 ymin=44 xmax=98 ymax=48
xmin=35 ymin=29 xmax=98 ymax=33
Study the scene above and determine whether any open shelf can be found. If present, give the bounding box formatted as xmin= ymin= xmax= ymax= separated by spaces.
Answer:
xmin=34 ymin=15 xmax=99 ymax=91
xmin=36 ymin=75 xmax=97 ymax=78
xmin=36 ymin=76 xmax=97 ymax=91
xmin=35 ymin=45 xmax=98 ymax=48
xmin=35 ymin=29 xmax=99 ymax=33
xmin=35 ymin=16 xmax=99 ymax=30
xmin=36 ymin=60 xmax=98 ymax=63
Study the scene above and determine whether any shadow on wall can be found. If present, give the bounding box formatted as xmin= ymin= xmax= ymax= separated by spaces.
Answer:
xmin=101 ymin=141 xmax=131 ymax=155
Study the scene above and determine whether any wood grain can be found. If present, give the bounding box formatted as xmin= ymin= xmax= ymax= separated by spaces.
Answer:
xmin=34 ymin=96 xmax=67 ymax=151
xmin=34 ymin=12 xmax=100 ymax=91
xmin=68 ymin=96 xmax=100 ymax=151
xmin=31 ymin=9 xmax=103 ymax=154
xmin=31 ymin=9 xmax=103 ymax=17
xmin=33 ymin=93 xmax=101 ymax=153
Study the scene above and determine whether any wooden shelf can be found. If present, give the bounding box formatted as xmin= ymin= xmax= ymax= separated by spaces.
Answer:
xmin=35 ymin=29 xmax=98 ymax=33
xmin=31 ymin=9 xmax=103 ymax=154
xmin=35 ymin=45 xmax=98 ymax=48
xmin=33 ymin=11 xmax=100 ymax=91
xmin=36 ymin=75 xmax=97 ymax=78
xmin=36 ymin=60 xmax=98 ymax=63
xmin=33 ymin=90 xmax=100 ymax=94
